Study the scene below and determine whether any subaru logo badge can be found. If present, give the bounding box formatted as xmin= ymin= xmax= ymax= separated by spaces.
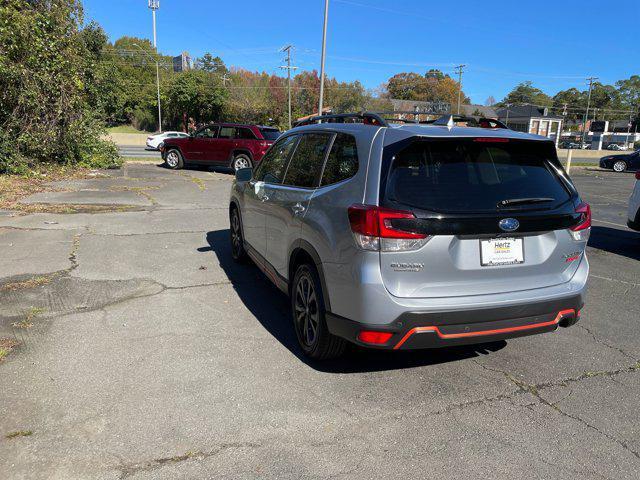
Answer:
xmin=499 ymin=218 xmax=520 ymax=232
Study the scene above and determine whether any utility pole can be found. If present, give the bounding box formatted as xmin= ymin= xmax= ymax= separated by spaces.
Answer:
xmin=581 ymin=76 xmax=598 ymax=147
xmin=148 ymin=0 xmax=162 ymax=132
xmin=454 ymin=64 xmax=466 ymax=115
xmin=279 ymin=45 xmax=298 ymax=130
xmin=318 ymin=0 xmax=329 ymax=120
xmin=220 ymin=73 xmax=230 ymax=87
xmin=505 ymin=103 xmax=510 ymax=127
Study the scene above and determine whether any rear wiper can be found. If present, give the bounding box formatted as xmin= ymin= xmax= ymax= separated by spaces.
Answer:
xmin=497 ymin=197 xmax=555 ymax=208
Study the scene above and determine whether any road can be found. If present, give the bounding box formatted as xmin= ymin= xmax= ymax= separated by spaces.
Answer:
xmin=118 ymin=145 xmax=161 ymax=159
xmin=1 ymin=164 xmax=639 ymax=479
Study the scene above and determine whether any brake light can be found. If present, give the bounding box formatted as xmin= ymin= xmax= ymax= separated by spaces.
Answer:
xmin=636 ymin=171 xmax=640 ymax=180
xmin=473 ymin=137 xmax=509 ymax=143
xmin=569 ymin=202 xmax=591 ymax=241
xmin=348 ymin=204 xmax=430 ymax=252
xmin=357 ymin=331 xmax=393 ymax=345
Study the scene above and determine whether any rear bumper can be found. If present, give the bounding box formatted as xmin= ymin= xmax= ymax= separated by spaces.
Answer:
xmin=326 ymin=295 xmax=583 ymax=350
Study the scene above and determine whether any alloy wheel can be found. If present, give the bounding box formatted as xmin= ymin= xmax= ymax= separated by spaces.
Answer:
xmin=294 ymin=272 xmax=319 ymax=347
xmin=234 ymin=156 xmax=250 ymax=171
xmin=230 ymin=209 xmax=242 ymax=258
xmin=166 ymin=151 xmax=179 ymax=168
xmin=613 ymin=160 xmax=626 ymax=172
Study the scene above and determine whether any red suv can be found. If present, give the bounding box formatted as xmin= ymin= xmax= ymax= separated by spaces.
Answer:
xmin=160 ymin=123 xmax=280 ymax=171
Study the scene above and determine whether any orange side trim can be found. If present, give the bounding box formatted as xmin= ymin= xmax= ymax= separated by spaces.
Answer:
xmin=393 ymin=309 xmax=575 ymax=350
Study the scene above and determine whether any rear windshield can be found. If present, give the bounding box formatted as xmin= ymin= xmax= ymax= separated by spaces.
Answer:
xmin=260 ymin=128 xmax=281 ymax=141
xmin=383 ymin=139 xmax=570 ymax=213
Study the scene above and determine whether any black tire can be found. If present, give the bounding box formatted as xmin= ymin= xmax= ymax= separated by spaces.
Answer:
xmin=229 ymin=206 xmax=247 ymax=263
xmin=231 ymin=153 xmax=252 ymax=172
xmin=291 ymin=263 xmax=346 ymax=360
xmin=613 ymin=160 xmax=627 ymax=172
xmin=165 ymin=149 xmax=184 ymax=170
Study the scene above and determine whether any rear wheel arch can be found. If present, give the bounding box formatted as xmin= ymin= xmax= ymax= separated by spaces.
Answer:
xmin=288 ymin=241 xmax=331 ymax=312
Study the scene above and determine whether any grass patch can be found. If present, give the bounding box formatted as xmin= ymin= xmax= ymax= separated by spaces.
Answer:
xmin=1 ymin=275 xmax=54 ymax=292
xmin=107 ymin=125 xmax=150 ymax=134
xmin=5 ymin=430 xmax=33 ymax=439
xmin=0 ymin=164 xmax=112 ymax=213
xmin=0 ymin=338 xmax=19 ymax=362
xmin=12 ymin=307 xmax=45 ymax=329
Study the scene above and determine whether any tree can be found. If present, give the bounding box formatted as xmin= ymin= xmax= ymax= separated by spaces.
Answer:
xmin=497 ymin=81 xmax=552 ymax=107
xmin=616 ymin=75 xmax=640 ymax=121
xmin=484 ymin=96 xmax=496 ymax=106
xmin=165 ymin=70 xmax=227 ymax=131
xmin=196 ymin=53 xmax=228 ymax=75
xmin=385 ymin=70 xmax=469 ymax=105
xmin=0 ymin=0 xmax=118 ymax=172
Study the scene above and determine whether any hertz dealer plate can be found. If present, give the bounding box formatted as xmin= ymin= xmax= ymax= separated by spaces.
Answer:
xmin=480 ymin=238 xmax=524 ymax=266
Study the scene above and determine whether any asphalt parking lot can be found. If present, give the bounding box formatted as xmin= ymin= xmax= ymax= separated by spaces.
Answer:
xmin=1 ymin=163 xmax=639 ymax=479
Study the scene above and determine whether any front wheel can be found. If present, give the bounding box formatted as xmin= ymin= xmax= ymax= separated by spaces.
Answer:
xmin=291 ymin=264 xmax=346 ymax=360
xmin=230 ymin=206 xmax=247 ymax=263
xmin=165 ymin=149 xmax=184 ymax=170
xmin=613 ymin=160 xmax=627 ymax=172
xmin=232 ymin=154 xmax=252 ymax=172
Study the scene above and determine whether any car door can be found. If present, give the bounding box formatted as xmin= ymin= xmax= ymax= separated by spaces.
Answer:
xmin=264 ymin=132 xmax=334 ymax=277
xmin=212 ymin=126 xmax=236 ymax=164
xmin=242 ymin=134 xmax=299 ymax=258
xmin=187 ymin=126 xmax=218 ymax=162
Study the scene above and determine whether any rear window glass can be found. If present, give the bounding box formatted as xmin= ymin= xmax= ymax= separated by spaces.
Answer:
xmin=260 ymin=128 xmax=281 ymax=141
xmin=283 ymin=133 xmax=332 ymax=188
xmin=235 ymin=127 xmax=256 ymax=139
xmin=384 ymin=139 xmax=570 ymax=213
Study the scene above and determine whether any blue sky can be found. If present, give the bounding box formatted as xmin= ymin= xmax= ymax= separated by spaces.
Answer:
xmin=83 ymin=0 xmax=639 ymax=104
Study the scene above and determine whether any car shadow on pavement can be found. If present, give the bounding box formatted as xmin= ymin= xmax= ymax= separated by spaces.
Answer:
xmin=200 ymin=230 xmax=506 ymax=373
xmin=588 ymin=226 xmax=640 ymax=261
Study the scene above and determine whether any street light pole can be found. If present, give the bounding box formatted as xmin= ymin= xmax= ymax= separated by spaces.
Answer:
xmin=148 ymin=1 xmax=162 ymax=132
xmin=318 ymin=0 xmax=329 ymax=119
xmin=581 ymin=76 xmax=598 ymax=147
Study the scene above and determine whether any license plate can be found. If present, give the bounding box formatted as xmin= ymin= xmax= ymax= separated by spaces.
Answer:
xmin=480 ymin=238 xmax=524 ymax=266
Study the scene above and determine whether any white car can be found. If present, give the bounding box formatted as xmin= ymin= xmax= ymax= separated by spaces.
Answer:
xmin=146 ymin=131 xmax=189 ymax=150
xmin=607 ymin=144 xmax=630 ymax=151
xmin=628 ymin=171 xmax=640 ymax=231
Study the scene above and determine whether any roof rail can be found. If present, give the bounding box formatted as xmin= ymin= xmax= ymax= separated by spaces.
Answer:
xmin=430 ymin=115 xmax=509 ymax=129
xmin=294 ymin=112 xmax=389 ymax=128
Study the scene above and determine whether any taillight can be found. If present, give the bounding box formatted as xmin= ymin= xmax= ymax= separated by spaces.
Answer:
xmin=347 ymin=204 xmax=430 ymax=252
xmin=635 ymin=171 xmax=640 ymax=180
xmin=569 ymin=202 xmax=591 ymax=241
xmin=357 ymin=330 xmax=393 ymax=345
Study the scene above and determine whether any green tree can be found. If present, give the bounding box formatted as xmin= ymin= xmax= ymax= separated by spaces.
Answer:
xmin=196 ymin=53 xmax=228 ymax=75
xmin=497 ymin=81 xmax=552 ymax=107
xmin=385 ymin=70 xmax=469 ymax=106
xmin=0 ymin=0 xmax=118 ymax=172
xmin=165 ymin=70 xmax=227 ymax=130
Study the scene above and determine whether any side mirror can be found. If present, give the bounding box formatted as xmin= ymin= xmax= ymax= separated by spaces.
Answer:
xmin=235 ymin=167 xmax=253 ymax=183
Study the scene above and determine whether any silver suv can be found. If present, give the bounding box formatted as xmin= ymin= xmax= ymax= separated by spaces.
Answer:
xmin=229 ymin=113 xmax=590 ymax=359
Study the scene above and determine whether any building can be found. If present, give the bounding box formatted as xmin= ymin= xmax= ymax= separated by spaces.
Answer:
xmin=495 ymin=105 xmax=563 ymax=145
xmin=172 ymin=52 xmax=193 ymax=73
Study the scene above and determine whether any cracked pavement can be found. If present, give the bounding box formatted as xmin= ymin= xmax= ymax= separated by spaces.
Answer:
xmin=1 ymin=163 xmax=639 ymax=479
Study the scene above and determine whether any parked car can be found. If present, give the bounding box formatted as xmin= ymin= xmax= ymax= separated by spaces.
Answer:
xmin=564 ymin=142 xmax=590 ymax=150
xmin=160 ymin=123 xmax=281 ymax=171
xmin=628 ymin=171 xmax=640 ymax=231
xmin=599 ymin=150 xmax=640 ymax=172
xmin=229 ymin=113 xmax=590 ymax=359
xmin=606 ymin=143 xmax=630 ymax=151
xmin=146 ymin=131 xmax=189 ymax=150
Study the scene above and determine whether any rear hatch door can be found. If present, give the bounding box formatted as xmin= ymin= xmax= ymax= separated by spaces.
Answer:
xmin=378 ymin=137 xmax=584 ymax=298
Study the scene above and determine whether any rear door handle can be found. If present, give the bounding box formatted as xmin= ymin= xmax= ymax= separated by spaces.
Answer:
xmin=292 ymin=202 xmax=306 ymax=215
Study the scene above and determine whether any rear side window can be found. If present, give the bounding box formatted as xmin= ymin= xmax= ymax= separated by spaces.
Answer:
xmin=219 ymin=126 xmax=235 ymax=138
xmin=384 ymin=139 xmax=570 ymax=213
xmin=321 ymin=133 xmax=358 ymax=186
xmin=195 ymin=126 xmax=218 ymax=138
xmin=283 ymin=133 xmax=333 ymax=188
xmin=235 ymin=127 xmax=256 ymax=139
xmin=254 ymin=135 xmax=298 ymax=184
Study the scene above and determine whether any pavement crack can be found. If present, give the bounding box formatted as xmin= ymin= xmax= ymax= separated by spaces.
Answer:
xmin=575 ymin=323 xmax=636 ymax=360
xmin=117 ymin=442 xmax=261 ymax=479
